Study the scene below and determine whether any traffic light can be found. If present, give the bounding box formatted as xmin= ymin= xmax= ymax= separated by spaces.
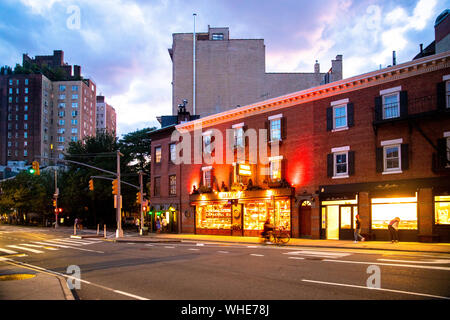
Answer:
xmin=112 ymin=179 xmax=118 ymax=195
xmin=136 ymin=192 xmax=141 ymax=204
xmin=32 ymin=161 xmax=40 ymax=176
xmin=143 ymin=206 xmax=147 ymax=212
xmin=52 ymin=200 xmax=57 ymax=207
xmin=89 ymin=179 xmax=94 ymax=191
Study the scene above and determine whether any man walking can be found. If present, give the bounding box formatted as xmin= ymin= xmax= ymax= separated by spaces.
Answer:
xmin=354 ymin=214 xmax=365 ymax=243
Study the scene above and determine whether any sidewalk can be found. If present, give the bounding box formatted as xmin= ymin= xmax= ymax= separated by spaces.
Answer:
xmin=110 ymin=233 xmax=450 ymax=254
xmin=0 ymin=263 xmax=74 ymax=300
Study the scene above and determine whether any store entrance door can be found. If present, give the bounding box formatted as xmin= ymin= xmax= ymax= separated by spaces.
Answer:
xmin=299 ymin=201 xmax=311 ymax=237
xmin=326 ymin=206 xmax=339 ymax=240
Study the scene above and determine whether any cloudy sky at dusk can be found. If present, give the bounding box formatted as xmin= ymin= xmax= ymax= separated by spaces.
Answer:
xmin=1 ymin=0 xmax=448 ymax=137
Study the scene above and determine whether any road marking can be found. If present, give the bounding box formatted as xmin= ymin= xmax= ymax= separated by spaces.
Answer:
xmin=196 ymin=243 xmax=205 ymax=246
xmin=247 ymin=245 xmax=258 ymax=248
xmin=250 ymin=254 xmax=264 ymax=257
xmin=377 ymin=258 xmax=450 ymax=264
xmin=55 ymin=238 xmax=95 ymax=245
xmin=165 ymin=246 xmax=175 ymax=248
xmin=1 ymin=258 xmax=149 ymax=300
xmin=145 ymin=244 xmax=153 ymax=247
xmin=20 ymin=244 xmax=59 ymax=251
xmin=33 ymin=241 xmax=70 ymax=248
xmin=7 ymin=245 xmax=43 ymax=254
xmin=45 ymin=239 xmax=83 ymax=246
xmin=288 ymin=257 xmax=305 ymax=260
xmin=323 ymin=259 xmax=450 ymax=271
xmin=302 ymin=279 xmax=450 ymax=300
xmin=217 ymin=251 xmax=229 ymax=254
xmin=113 ymin=290 xmax=149 ymax=300
xmin=284 ymin=250 xmax=351 ymax=258
xmin=188 ymin=248 xmax=200 ymax=251
xmin=0 ymin=248 xmax=18 ymax=254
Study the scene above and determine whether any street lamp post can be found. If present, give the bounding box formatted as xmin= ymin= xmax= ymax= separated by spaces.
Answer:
xmin=139 ymin=171 xmax=144 ymax=235
xmin=116 ymin=150 xmax=124 ymax=238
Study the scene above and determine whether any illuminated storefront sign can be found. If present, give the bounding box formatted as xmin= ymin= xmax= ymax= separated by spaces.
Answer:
xmin=238 ymin=164 xmax=252 ymax=176
xmin=371 ymin=196 xmax=418 ymax=230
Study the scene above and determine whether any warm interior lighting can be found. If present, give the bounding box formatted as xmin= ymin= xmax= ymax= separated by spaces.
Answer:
xmin=435 ymin=196 xmax=450 ymax=225
xmin=371 ymin=196 xmax=417 ymax=230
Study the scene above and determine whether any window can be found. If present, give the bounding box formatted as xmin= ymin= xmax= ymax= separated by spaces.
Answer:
xmin=60 ymin=85 xmax=66 ymax=92
xmin=71 ymin=136 xmax=78 ymax=142
xmin=9 ymin=79 xmax=12 ymax=85
xmin=334 ymin=152 xmax=348 ymax=176
xmin=59 ymin=94 xmax=65 ymax=100
xmin=435 ymin=195 xmax=450 ymax=225
xmin=446 ymin=81 xmax=450 ymax=108
xmin=382 ymin=93 xmax=399 ymax=119
xmin=270 ymin=118 xmax=281 ymax=142
xmin=9 ymin=88 xmax=12 ymax=94
xmin=24 ymin=105 xmax=28 ymax=111
xmin=72 ymin=85 xmax=78 ymax=91
xmin=154 ymin=177 xmax=161 ymax=196
xmin=58 ymin=128 xmax=65 ymax=134
xmin=170 ymin=143 xmax=176 ymax=163
xmin=169 ymin=175 xmax=176 ymax=196
xmin=72 ymin=111 xmax=78 ymax=117
xmin=202 ymin=167 xmax=212 ymax=188
xmin=384 ymin=145 xmax=400 ymax=172
xmin=333 ymin=105 xmax=347 ymax=129
xmin=59 ymin=111 xmax=65 ymax=117
xmin=203 ymin=133 xmax=212 ymax=154
xmin=24 ymin=123 xmax=28 ymax=130
xmin=371 ymin=196 xmax=418 ymax=230
xmin=24 ymin=132 xmax=27 ymax=139
xmin=59 ymin=120 xmax=65 ymax=125
xmin=8 ymin=96 xmax=12 ymax=103
xmin=24 ymin=96 xmax=28 ymax=103
xmin=269 ymin=156 xmax=282 ymax=181
xmin=234 ymin=126 xmax=244 ymax=148
xmin=59 ymin=103 xmax=66 ymax=108
xmin=25 ymin=79 xmax=28 ymax=85
xmin=24 ymin=114 xmax=28 ymax=121
xmin=24 ymin=150 xmax=27 ymax=157
xmin=71 ymin=128 xmax=77 ymax=134
xmin=72 ymin=102 xmax=78 ymax=108
xmin=72 ymin=94 xmax=78 ymax=100
xmin=71 ymin=119 xmax=78 ymax=125
xmin=24 ymin=141 xmax=27 ymax=147
xmin=212 ymin=33 xmax=224 ymax=40
xmin=57 ymin=136 xmax=65 ymax=142
xmin=155 ymin=147 xmax=161 ymax=163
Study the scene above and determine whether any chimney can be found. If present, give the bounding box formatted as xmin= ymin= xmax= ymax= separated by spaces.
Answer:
xmin=314 ymin=60 xmax=320 ymax=73
xmin=392 ymin=51 xmax=397 ymax=66
xmin=420 ymin=43 xmax=423 ymax=54
xmin=74 ymin=65 xmax=81 ymax=78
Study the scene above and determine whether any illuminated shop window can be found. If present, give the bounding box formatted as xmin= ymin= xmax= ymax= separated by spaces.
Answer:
xmin=196 ymin=203 xmax=231 ymax=229
xmin=371 ymin=197 xmax=417 ymax=230
xmin=243 ymin=199 xmax=291 ymax=231
xmin=269 ymin=156 xmax=282 ymax=181
xmin=435 ymin=196 xmax=450 ymax=225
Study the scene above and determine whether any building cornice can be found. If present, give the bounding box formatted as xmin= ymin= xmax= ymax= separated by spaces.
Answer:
xmin=176 ymin=51 xmax=450 ymax=132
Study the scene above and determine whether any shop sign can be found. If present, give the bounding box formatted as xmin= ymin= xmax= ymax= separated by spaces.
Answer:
xmin=238 ymin=164 xmax=252 ymax=176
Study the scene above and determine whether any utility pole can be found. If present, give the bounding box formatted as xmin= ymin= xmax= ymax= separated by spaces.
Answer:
xmin=116 ymin=150 xmax=124 ymax=238
xmin=139 ymin=171 xmax=144 ymax=235
xmin=54 ymin=170 xmax=59 ymax=228
xmin=193 ymin=13 xmax=197 ymax=115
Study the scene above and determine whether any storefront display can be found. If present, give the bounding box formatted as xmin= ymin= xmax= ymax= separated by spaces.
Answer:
xmin=196 ymin=202 xmax=231 ymax=230
xmin=435 ymin=195 xmax=450 ymax=225
xmin=371 ymin=197 xmax=418 ymax=230
xmin=243 ymin=199 xmax=291 ymax=231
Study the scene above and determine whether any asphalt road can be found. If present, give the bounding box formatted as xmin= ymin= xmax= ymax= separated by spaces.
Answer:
xmin=1 ymin=224 xmax=449 ymax=301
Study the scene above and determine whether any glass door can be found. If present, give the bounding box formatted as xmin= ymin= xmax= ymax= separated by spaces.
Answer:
xmin=326 ymin=206 xmax=339 ymax=240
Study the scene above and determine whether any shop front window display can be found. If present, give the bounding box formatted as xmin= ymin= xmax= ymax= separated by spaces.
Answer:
xmin=371 ymin=197 xmax=418 ymax=230
xmin=243 ymin=199 xmax=291 ymax=231
xmin=196 ymin=203 xmax=231 ymax=229
xmin=435 ymin=196 xmax=450 ymax=225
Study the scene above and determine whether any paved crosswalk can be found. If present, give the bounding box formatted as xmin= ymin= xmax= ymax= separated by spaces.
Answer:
xmin=0 ymin=237 xmax=100 ymax=257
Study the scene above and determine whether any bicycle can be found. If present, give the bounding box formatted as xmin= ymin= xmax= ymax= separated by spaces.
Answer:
xmin=262 ymin=227 xmax=290 ymax=245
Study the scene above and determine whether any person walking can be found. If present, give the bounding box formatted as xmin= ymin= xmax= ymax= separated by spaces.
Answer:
xmin=388 ymin=217 xmax=400 ymax=243
xmin=135 ymin=218 xmax=140 ymax=233
xmin=156 ymin=217 xmax=161 ymax=233
xmin=162 ymin=217 xmax=168 ymax=233
xmin=354 ymin=214 xmax=365 ymax=243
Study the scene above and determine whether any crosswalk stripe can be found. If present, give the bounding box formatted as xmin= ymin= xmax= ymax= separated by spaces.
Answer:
xmin=57 ymin=238 xmax=96 ymax=245
xmin=7 ymin=245 xmax=44 ymax=254
xmin=45 ymin=239 xmax=82 ymax=246
xmin=20 ymin=244 xmax=59 ymax=251
xmin=33 ymin=241 xmax=70 ymax=248
xmin=0 ymin=248 xmax=18 ymax=254
xmin=283 ymin=250 xmax=351 ymax=258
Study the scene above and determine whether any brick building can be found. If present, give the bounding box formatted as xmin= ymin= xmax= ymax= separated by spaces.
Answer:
xmin=96 ymin=95 xmax=117 ymax=136
xmin=169 ymin=25 xmax=343 ymax=117
xmin=150 ymin=50 xmax=450 ymax=243
xmin=0 ymin=50 xmax=97 ymax=172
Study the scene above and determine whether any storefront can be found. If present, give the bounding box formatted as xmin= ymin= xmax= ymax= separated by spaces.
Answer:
xmin=191 ymin=188 xmax=293 ymax=237
xmin=320 ymin=194 xmax=358 ymax=240
xmin=148 ymin=204 xmax=179 ymax=233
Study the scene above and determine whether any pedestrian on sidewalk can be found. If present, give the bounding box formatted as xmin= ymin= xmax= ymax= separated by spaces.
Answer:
xmin=74 ymin=217 xmax=79 ymax=230
xmin=354 ymin=214 xmax=365 ymax=243
xmin=135 ymin=218 xmax=140 ymax=233
xmin=162 ymin=217 xmax=168 ymax=233
xmin=156 ymin=217 xmax=161 ymax=233
xmin=388 ymin=217 xmax=400 ymax=243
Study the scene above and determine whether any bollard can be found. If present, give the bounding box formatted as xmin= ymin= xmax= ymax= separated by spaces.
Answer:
xmin=97 ymin=224 xmax=99 ymax=235
xmin=104 ymin=224 xmax=106 ymax=238
xmin=74 ymin=223 xmax=76 ymax=235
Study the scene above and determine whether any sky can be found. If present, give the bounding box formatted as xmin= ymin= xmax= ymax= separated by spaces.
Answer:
xmin=0 ymin=0 xmax=449 ymax=137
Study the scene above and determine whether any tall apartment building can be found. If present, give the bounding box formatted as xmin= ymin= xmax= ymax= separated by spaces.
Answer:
xmin=52 ymin=79 xmax=96 ymax=159
xmin=0 ymin=50 xmax=97 ymax=172
xmin=169 ymin=25 xmax=343 ymax=117
xmin=96 ymin=95 xmax=117 ymax=136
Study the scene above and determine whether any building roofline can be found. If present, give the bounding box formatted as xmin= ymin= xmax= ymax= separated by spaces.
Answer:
xmin=176 ymin=50 xmax=450 ymax=131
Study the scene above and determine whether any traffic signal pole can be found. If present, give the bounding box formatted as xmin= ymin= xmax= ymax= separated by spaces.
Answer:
xmin=139 ymin=171 xmax=144 ymax=235
xmin=54 ymin=170 xmax=59 ymax=229
xmin=116 ymin=150 xmax=124 ymax=238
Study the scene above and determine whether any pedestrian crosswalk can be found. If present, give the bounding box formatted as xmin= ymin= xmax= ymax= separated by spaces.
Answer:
xmin=0 ymin=237 xmax=100 ymax=257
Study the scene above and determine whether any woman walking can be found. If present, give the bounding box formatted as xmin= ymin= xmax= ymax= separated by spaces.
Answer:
xmin=388 ymin=217 xmax=400 ymax=243
xmin=354 ymin=214 xmax=365 ymax=243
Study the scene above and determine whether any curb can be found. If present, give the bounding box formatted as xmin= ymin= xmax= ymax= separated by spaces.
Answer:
xmin=57 ymin=276 xmax=75 ymax=300
xmin=130 ymin=237 xmax=450 ymax=254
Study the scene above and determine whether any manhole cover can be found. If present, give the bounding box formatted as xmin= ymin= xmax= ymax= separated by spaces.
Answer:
xmin=0 ymin=274 xmax=36 ymax=281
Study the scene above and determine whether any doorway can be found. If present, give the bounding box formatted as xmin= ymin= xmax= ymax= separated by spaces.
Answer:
xmin=299 ymin=200 xmax=312 ymax=237
xmin=326 ymin=206 xmax=339 ymax=240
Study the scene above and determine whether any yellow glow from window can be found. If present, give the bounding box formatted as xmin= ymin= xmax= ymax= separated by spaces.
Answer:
xmin=435 ymin=198 xmax=450 ymax=225
xmin=371 ymin=202 xmax=417 ymax=230
xmin=371 ymin=197 xmax=416 ymax=204
xmin=435 ymin=195 xmax=450 ymax=202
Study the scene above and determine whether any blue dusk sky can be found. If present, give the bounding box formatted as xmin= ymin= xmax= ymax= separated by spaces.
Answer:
xmin=1 ymin=0 xmax=449 ymax=137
